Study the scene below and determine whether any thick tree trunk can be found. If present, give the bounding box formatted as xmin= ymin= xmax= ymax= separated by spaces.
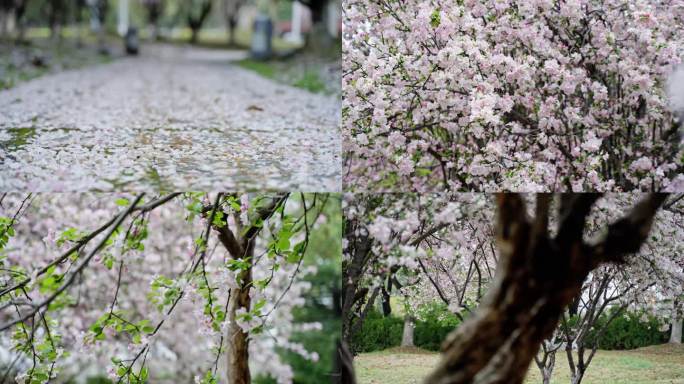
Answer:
xmin=208 ymin=194 xmax=286 ymax=384
xmin=425 ymin=194 xmax=666 ymax=384
xmin=225 ymin=242 xmax=254 ymax=384
xmin=341 ymin=232 xmax=373 ymax=354
xmin=336 ymin=340 xmax=357 ymax=384
xmin=401 ymin=315 xmax=415 ymax=347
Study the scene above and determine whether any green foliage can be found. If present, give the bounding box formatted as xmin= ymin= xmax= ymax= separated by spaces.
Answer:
xmin=293 ymin=71 xmax=326 ymax=93
xmin=590 ymin=309 xmax=668 ymax=350
xmin=124 ymin=219 xmax=148 ymax=252
xmin=115 ymin=198 xmax=130 ymax=207
xmin=88 ymin=312 xmax=152 ymax=344
xmin=37 ymin=265 xmax=63 ymax=294
xmin=56 ymin=227 xmax=86 ymax=247
xmin=110 ymin=357 xmax=148 ymax=384
xmin=273 ymin=194 xmax=342 ymax=384
xmin=352 ymin=311 xmax=404 ymax=352
xmin=10 ymin=317 xmax=67 ymax=384
xmin=430 ymin=9 xmax=441 ymax=28
xmin=148 ymin=275 xmax=181 ymax=312
xmin=414 ymin=302 xmax=461 ymax=351
xmin=198 ymin=371 xmax=218 ymax=384
xmin=352 ymin=303 xmax=461 ymax=353
xmin=0 ymin=216 xmax=16 ymax=249
xmin=195 ymin=271 xmax=225 ymax=332
xmin=184 ymin=192 xmax=206 ymax=222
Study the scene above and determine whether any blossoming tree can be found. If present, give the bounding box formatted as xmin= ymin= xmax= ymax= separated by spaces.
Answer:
xmin=343 ymin=0 xmax=684 ymax=191
xmin=533 ymin=194 xmax=684 ymax=384
xmin=343 ymin=192 xmax=683 ymax=383
xmin=342 ymin=193 xmax=490 ymax=356
xmin=0 ymin=192 xmax=337 ymax=384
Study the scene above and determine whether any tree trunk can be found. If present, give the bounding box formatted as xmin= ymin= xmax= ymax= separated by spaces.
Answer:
xmin=341 ymin=232 xmax=373 ymax=354
xmin=424 ymin=194 xmax=666 ymax=384
xmin=536 ymin=347 xmax=556 ymax=384
xmin=190 ymin=27 xmax=199 ymax=43
xmin=571 ymin=371 xmax=585 ymax=384
xmin=336 ymin=340 xmax=357 ymax=384
xmin=541 ymin=360 xmax=553 ymax=384
xmin=401 ymin=315 xmax=415 ymax=347
xmin=225 ymin=242 xmax=254 ymax=384
xmin=0 ymin=11 xmax=9 ymax=37
xmin=228 ymin=19 xmax=237 ymax=46
xmin=304 ymin=21 xmax=333 ymax=52
xmin=670 ymin=303 xmax=682 ymax=344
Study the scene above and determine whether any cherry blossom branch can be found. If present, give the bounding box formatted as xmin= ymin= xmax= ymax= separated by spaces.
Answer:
xmin=0 ymin=194 xmax=144 ymax=332
xmin=0 ymin=193 xmax=181 ymax=299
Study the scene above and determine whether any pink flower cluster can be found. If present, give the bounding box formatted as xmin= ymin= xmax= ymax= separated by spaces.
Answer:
xmin=343 ymin=0 xmax=684 ymax=191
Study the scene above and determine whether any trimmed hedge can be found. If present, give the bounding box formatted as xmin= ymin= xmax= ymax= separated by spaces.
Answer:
xmin=352 ymin=312 xmax=403 ymax=352
xmin=353 ymin=304 xmax=461 ymax=352
xmin=354 ymin=306 xmax=668 ymax=353
xmin=593 ymin=310 xmax=668 ymax=350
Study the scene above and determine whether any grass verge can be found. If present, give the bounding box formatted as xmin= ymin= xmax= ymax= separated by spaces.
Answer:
xmin=355 ymin=344 xmax=684 ymax=384
xmin=0 ymin=34 xmax=115 ymax=90
xmin=236 ymin=56 xmax=336 ymax=95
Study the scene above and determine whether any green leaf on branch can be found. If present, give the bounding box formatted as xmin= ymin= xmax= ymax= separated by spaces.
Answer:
xmin=115 ymin=197 xmax=130 ymax=207
xmin=431 ymin=9 xmax=441 ymax=28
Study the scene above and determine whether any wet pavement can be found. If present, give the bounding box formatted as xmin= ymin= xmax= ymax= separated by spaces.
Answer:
xmin=0 ymin=44 xmax=340 ymax=192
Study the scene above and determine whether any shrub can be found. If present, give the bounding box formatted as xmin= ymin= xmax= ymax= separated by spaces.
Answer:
xmin=354 ymin=306 xmax=668 ymax=354
xmin=593 ymin=309 xmax=668 ymax=350
xmin=414 ymin=302 xmax=461 ymax=351
xmin=351 ymin=311 xmax=403 ymax=353
xmin=352 ymin=303 xmax=461 ymax=353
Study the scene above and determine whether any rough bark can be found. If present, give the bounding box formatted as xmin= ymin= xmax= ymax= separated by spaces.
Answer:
xmin=212 ymin=194 xmax=287 ymax=384
xmin=225 ymin=240 xmax=254 ymax=384
xmin=336 ymin=340 xmax=357 ymax=384
xmin=534 ymin=336 xmax=561 ymax=384
xmin=537 ymin=351 xmax=555 ymax=384
xmin=341 ymin=220 xmax=374 ymax=354
xmin=401 ymin=314 xmax=415 ymax=347
xmin=425 ymin=193 xmax=667 ymax=384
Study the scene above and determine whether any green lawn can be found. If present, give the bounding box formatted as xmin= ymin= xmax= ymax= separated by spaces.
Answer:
xmin=355 ymin=344 xmax=684 ymax=384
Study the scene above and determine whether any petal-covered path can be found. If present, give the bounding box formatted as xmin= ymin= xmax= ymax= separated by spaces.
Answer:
xmin=0 ymin=44 xmax=340 ymax=191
